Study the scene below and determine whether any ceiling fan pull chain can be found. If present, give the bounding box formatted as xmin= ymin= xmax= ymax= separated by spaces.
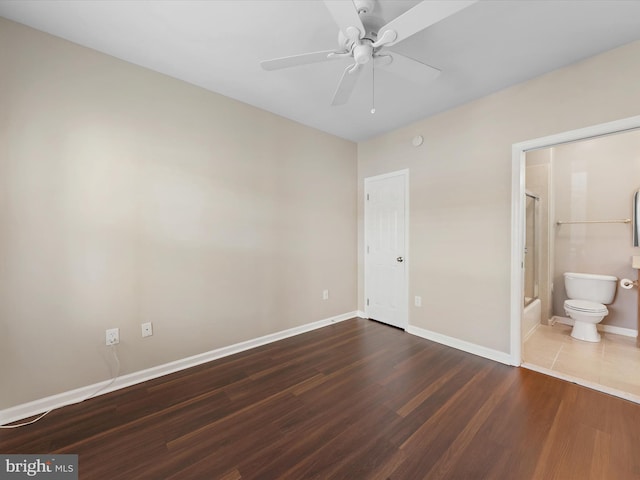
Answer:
xmin=371 ymin=59 xmax=376 ymax=114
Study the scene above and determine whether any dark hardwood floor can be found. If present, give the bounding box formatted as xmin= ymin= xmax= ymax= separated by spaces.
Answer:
xmin=2 ymin=318 xmax=640 ymax=479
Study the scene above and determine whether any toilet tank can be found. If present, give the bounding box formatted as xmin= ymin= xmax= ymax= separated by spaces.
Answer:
xmin=564 ymin=272 xmax=618 ymax=304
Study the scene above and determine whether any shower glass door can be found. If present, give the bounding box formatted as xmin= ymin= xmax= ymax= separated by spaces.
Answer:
xmin=524 ymin=192 xmax=539 ymax=306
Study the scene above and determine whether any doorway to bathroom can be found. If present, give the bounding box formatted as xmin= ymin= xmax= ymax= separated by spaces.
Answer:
xmin=511 ymin=115 xmax=640 ymax=403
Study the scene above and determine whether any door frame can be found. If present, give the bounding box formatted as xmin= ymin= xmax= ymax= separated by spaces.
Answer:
xmin=364 ymin=168 xmax=410 ymax=329
xmin=510 ymin=115 xmax=640 ymax=365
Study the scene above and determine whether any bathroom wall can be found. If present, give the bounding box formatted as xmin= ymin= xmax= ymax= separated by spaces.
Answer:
xmin=0 ymin=18 xmax=357 ymax=409
xmin=526 ymin=149 xmax=552 ymax=323
xmin=552 ymin=129 xmax=640 ymax=330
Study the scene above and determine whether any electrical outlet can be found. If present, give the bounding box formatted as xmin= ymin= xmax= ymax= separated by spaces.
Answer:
xmin=322 ymin=289 xmax=329 ymax=300
xmin=106 ymin=328 xmax=119 ymax=346
xmin=141 ymin=322 xmax=153 ymax=338
xmin=415 ymin=296 xmax=422 ymax=307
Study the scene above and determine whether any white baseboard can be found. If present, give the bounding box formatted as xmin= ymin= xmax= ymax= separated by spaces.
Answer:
xmin=554 ymin=316 xmax=638 ymax=338
xmin=1 ymin=311 xmax=358 ymax=426
xmin=406 ymin=325 xmax=514 ymax=366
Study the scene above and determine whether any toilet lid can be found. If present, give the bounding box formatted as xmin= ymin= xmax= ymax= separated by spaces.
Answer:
xmin=564 ymin=299 xmax=608 ymax=314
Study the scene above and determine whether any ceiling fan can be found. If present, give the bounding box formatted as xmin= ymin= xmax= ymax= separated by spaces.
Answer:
xmin=260 ymin=0 xmax=476 ymax=108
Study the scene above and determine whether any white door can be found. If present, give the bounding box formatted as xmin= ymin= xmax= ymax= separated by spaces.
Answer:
xmin=364 ymin=170 xmax=408 ymax=329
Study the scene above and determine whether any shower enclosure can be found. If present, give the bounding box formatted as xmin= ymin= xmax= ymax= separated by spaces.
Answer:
xmin=524 ymin=192 xmax=540 ymax=307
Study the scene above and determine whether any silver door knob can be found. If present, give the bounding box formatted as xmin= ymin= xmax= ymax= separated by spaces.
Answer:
xmin=397 ymin=256 xmax=404 ymax=263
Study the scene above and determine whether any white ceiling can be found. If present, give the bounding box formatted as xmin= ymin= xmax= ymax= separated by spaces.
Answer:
xmin=2 ymin=0 xmax=640 ymax=142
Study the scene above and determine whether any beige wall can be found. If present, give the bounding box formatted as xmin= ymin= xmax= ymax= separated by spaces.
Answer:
xmin=552 ymin=130 xmax=640 ymax=329
xmin=0 ymin=19 xmax=357 ymax=409
xmin=358 ymin=39 xmax=640 ymax=353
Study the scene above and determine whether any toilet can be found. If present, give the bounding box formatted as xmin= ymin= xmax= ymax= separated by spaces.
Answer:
xmin=563 ymin=272 xmax=617 ymax=342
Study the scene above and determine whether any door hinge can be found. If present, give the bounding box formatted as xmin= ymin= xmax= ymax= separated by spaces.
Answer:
xmin=366 ymin=298 xmax=370 ymax=306
xmin=366 ymin=193 xmax=370 ymax=201
xmin=366 ymin=245 xmax=369 ymax=254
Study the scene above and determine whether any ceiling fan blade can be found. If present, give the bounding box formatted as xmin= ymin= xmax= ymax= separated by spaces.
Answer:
xmin=377 ymin=0 xmax=476 ymax=47
xmin=379 ymin=52 xmax=441 ymax=86
xmin=261 ymin=50 xmax=342 ymax=71
xmin=323 ymin=0 xmax=365 ymax=42
xmin=331 ymin=64 xmax=363 ymax=106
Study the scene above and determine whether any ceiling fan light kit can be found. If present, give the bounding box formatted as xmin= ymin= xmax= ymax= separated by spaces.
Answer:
xmin=260 ymin=0 xmax=477 ymax=109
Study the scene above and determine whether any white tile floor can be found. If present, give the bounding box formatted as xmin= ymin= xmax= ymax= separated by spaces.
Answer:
xmin=523 ymin=322 xmax=640 ymax=402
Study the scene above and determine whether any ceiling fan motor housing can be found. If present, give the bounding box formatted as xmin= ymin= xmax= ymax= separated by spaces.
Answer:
xmin=354 ymin=0 xmax=375 ymax=15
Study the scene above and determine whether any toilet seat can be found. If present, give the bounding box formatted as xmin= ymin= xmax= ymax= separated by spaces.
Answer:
xmin=564 ymin=299 xmax=608 ymax=315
